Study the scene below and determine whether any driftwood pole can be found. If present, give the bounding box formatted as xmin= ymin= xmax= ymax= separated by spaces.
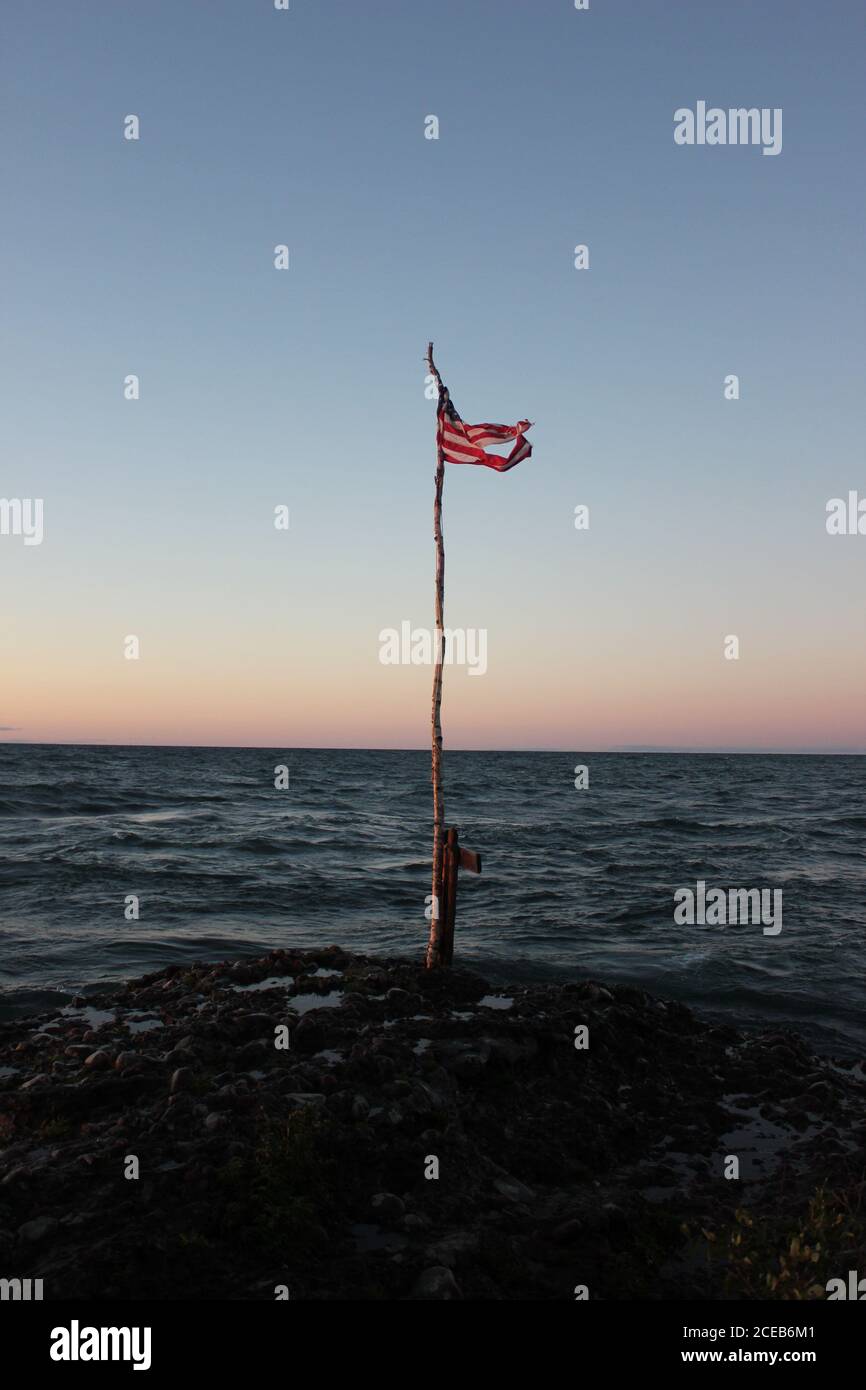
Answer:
xmin=426 ymin=341 xmax=446 ymax=968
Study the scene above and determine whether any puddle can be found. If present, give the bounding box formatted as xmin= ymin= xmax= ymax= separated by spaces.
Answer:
xmin=312 ymin=1049 xmax=345 ymax=1065
xmin=230 ymin=976 xmax=295 ymax=994
xmin=0 ymin=1065 xmax=19 ymax=1080
xmin=479 ymin=995 xmax=513 ymax=1010
xmin=719 ymin=1102 xmax=802 ymax=1180
xmin=125 ymin=1017 xmax=164 ymax=1034
xmin=640 ymin=1149 xmax=708 ymax=1204
xmin=290 ymin=992 xmax=344 ymax=1015
xmin=350 ymin=1223 xmax=407 ymax=1254
xmin=413 ymin=1039 xmax=432 ymax=1055
xmin=309 ymin=968 xmax=343 ymax=979
xmin=829 ymin=1059 xmax=866 ymax=1083
xmin=60 ymin=1006 xmax=116 ymax=1029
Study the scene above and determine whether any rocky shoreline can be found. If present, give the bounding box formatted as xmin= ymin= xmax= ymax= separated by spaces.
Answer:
xmin=1 ymin=946 xmax=864 ymax=1300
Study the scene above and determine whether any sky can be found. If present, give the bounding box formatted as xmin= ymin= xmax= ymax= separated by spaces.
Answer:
xmin=1 ymin=0 xmax=864 ymax=751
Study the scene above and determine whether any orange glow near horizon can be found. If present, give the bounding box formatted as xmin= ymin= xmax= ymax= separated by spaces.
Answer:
xmin=3 ymin=629 xmax=864 ymax=751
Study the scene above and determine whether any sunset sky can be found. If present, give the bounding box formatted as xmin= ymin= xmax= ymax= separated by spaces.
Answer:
xmin=2 ymin=0 xmax=864 ymax=751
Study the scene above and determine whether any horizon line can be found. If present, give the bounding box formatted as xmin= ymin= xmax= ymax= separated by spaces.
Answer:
xmin=0 ymin=740 xmax=864 ymax=757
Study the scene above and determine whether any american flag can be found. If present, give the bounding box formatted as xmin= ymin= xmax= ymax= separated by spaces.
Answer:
xmin=437 ymin=385 xmax=533 ymax=473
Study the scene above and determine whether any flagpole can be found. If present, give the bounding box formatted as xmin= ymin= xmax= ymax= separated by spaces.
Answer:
xmin=426 ymin=341 xmax=446 ymax=969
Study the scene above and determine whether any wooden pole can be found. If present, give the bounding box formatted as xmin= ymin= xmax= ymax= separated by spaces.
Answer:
xmin=426 ymin=341 xmax=446 ymax=969
xmin=441 ymin=827 xmax=459 ymax=966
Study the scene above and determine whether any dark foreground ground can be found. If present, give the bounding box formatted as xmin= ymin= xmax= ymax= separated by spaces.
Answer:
xmin=1 ymin=946 xmax=864 ymax=1300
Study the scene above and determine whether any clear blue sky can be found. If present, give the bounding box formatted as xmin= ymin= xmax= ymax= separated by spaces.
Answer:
xmin=2 ymin=0 xmax=864 ymax=750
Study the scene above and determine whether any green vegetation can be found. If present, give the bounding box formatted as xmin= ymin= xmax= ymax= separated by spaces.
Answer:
xmin=698 ymin=1184 xmax=866 ymax=1299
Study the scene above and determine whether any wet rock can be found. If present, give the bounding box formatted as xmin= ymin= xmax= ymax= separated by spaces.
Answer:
xmin=485 ymin=1036 xmax=538 ymax=1065
xmin=170 ymin=1068 xmax=194 ymax=1094
xmin=114 ymin=1052 xmax=140 ymax=1072
xmin=84 ymin=1051 xmax=112 ymax=1070
xmin=18 ymin=1215 xmax=58 ymax=1242
xmin=425 ymin=1232 xmax=478 ymax=1267
xmin=434 ymin=1039 xmax=492 ymax=1077
xmin=402 ymin=1214 xmax=428 ymax=1234
xmin=411 ymin=1266 xmax=462 ymax=1300
xmin=493 ymin=1176 xmax=535 ymax=1204
xmin=552 ymin=1217 xmax=585 ymax=1245
xmin=2 ymin=944 xmax=865 ymax=1303
xmin=369 ymin=1193 xmax=405 ymax=1224
xmin=1 ymin=1166 xmax=29 ymax=1187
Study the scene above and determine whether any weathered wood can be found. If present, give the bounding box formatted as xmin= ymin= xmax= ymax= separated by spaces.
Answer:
xmin=426 ymin=341 xmax=446 ymax=969
xmin=458 ymin=847 xmax=482 ymax=874
xmin=441 ymin=827 xmax=459 ymax=966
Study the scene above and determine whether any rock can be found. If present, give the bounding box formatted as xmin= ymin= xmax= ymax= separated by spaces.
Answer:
xmin=385 ymin=988 xmax=414 ymax=1011
xmin=425 ymin=1231 xmax=478 ymax=1267
xmin=1 ymin=1166 xmax=28 ymax=1187
xmin=369 ymin=1192 xmax=405 ymax=1224
xmin=403 ymin=1213 xmax=429 ymax=1232
xmin=204 ymin=1112 xmax=227 ymax=1132
xmin=114 ymin=1052 xmax=140 ymax=1072
xmin=285 ymin=1092 xmax=326 ymax=1108
xmin=236 ymin=1013 xmax=273 ymax=1035
xmin=170 ymin=1067 xmax=194 ymax=1094
xmin=411 ymin=1266 xmax=462 ymax=1300
xmin=552 ymin=1217 xmax=584 ymax=1245
xmin=351 ymin=1094 xmax=370 ymax=1120
xmin=485 ymin=1036 xmax=538 ymax=1065
xmin=434 ymin=1039 xmax=492 ymax=1077
xmin=493 ymin=1176 xmax=535 ymax=1204
xmin=18 ymin=1215 xmax=58 ymax=1242
xmin=84 ymin=1050 xmax=112 ymax=1070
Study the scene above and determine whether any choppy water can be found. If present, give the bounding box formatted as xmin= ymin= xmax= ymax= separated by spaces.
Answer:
xmin=0 ymin=745 xmax=863 ymax=1053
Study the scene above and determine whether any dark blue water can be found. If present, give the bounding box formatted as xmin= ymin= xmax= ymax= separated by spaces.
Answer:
xmin=0 ymin=745 xmax=863 ymax=1053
